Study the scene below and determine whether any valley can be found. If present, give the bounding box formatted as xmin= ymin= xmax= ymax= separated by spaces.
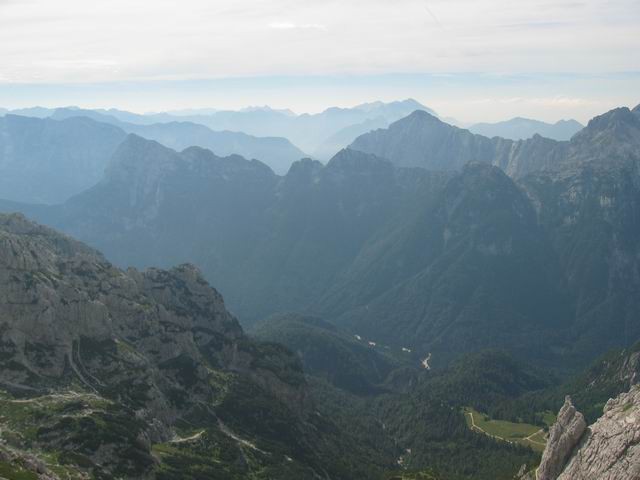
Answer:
xmin=2 ymin=0 xmax=640 ymax=477
xmin=463 ymin=407 xmax=552 ymax=452
xmin=0 ymin=101 xmax=638 ymax=479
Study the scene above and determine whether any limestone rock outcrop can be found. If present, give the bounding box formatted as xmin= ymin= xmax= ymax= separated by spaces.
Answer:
xmin=557 ymin=385 xmax=640 ymax=480
xmin=537 ymin=396 xmax=587 ymax=480
xmin=534 ymin=386 xmax=640 ymax=480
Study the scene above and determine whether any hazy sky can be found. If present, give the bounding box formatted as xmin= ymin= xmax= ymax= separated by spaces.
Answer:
xmin=1 ymin=0 xmax=638 ymax=122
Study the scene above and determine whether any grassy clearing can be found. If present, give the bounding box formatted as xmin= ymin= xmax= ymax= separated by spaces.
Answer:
xmin=463 ymin=407 xmax=548 ymax=452
xmin=0 ymin=461 xmax=38 ymax=480
xmin=386 ymin=472 xmax=439 ymax=480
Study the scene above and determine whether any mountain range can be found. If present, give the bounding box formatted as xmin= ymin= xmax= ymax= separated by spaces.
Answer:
xmin=50 ymin=108 xmax=307 ymax=175
xmin=2 ymin=104 xmax=639 ymax=370
xmin=469 ymin=117 xmax=583 ymax=141
xmin=0 ymin=102 xmax=639 ymax=479
xmin=0 ymin=110 xmax=308 ymax=206
xmin=349 ymin=106 xmax=640 ymax=177
xmin=2 ymin=99 xmax=437 ymax=160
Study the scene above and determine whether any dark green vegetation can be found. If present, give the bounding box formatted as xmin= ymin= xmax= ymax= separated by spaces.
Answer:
xmin=252 ymin=313 xmax=403 ymax=394
xmin=489 ymin=341 xmax=640 ymax=427
xmin=254 ymin=317 xmax=547 ymax=479
xmin=254 ymin=313 xmax=640 ymax=478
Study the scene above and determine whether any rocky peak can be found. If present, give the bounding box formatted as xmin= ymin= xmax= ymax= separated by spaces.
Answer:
xmin=440 ymin=163 xmax=536 ymax=233
xmin=537 ymin=396 xmax=587 ymax=480
xmin=325 ymin=148 xmax=394 ymax=173
xmin=181 ymin=145 xmax=276 ymax=178
xmin=534 ymin=385 xmax=640 ymax=480
xmin=0 ymin=211 xmax=307 ymax=410
xmin=104 ymin=133 xmax=182 ymax=185
xmin=570 ymin=107 xmax=640 ymax=153
xmin=584 ymin=106 xmax=638 ymax=131
xmin=560 ymin=386 xmax=640 ymax=479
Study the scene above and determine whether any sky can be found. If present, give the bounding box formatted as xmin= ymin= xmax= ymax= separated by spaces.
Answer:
xmin=0 ymin=0 xmax=639 ymax=123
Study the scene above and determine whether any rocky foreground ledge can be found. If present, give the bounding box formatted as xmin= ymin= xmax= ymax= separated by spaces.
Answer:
xmin=522 ymin=385 xmax=640 ymax=480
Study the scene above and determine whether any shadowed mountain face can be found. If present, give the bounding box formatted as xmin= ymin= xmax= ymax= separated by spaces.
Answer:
xmin=469 ymin=117 xmax=583 ymax=141
xmin=321 ymin=163 xmax=574 ymax=364
xmin=0 ymin=115 xmax=126 ymax=204
xmin=16 ymin=139 xmax=445 ymax=325
xmin=51 ymin=108 xmax=307 ymax=174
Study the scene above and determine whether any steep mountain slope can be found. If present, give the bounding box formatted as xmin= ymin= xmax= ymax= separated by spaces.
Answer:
xmin=51 ymin=108 xmax=307 ymax=174
xmin=1 ymin=106 xmax=638 ymax=370
xmin=324 ymin=163 xmax=573 ymax=365
xmin=0 ymin=213 xmax=391 ymax=479
xmin=349 ymin=106 xmax=640 ymax=179
xmin=348 ymin=110 xmax=563 ymax=178
xmin=13 ymin=140 xmax=446 ymax=326
xmin=350 ymin=110 xmax=498 ymax=171
xmin=521 ymin=108 xmax=640 ymax=360
xmin=252 ymin=313 xmax=403 ymax=395
xmin=524 ymin=384 xmax=640 ymax=480
xmin=0 ymin=115 xmax=125 ymax=203
xmin=469 ymin=118 xmax=583 ymax=141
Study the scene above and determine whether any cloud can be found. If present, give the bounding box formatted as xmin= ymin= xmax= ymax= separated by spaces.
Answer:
xmin=0 ymin=0 xmax=638 ymax=85
xmin=529 ymin=96 xmax=596 ymax=107
xmin=268 ymin=22 xmax=327 ymax=31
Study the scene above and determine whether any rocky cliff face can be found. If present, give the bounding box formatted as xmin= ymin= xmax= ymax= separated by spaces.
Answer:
xmin=534 ymin=386 xmax=640 ymax=480
xmin=558 ymin=386 xmax=640 ymax=480
xmin=537 ymin=397 xmax=587 ymax=480
xmin=0 ymin=213 xmax=351 ymax=479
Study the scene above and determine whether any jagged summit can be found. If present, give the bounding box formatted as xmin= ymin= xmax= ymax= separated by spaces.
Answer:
xmin=582 ymin=106 xmax=639 ymax=133
xmin=399 ymin=108 xmax=442 ymax=123
xmin=326 ymin=147 xmax=393 ymax=171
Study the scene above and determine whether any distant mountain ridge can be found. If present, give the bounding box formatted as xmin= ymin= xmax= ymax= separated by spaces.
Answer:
xmin=349 ymin=106 xmax=640 ymax=177
xmin=469 ymin=117 xmax=583 ymax=141
xmin=0 ymin=114 xmax=126 ymax=204
xmin=51 ymin=107 xmax=307 ymax=174
xmin=3 ymin=99 xmax=437 ymax=160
